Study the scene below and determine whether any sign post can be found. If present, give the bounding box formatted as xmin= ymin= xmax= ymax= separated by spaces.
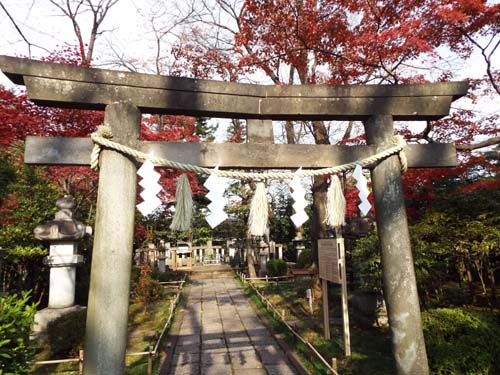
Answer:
xmin=321 ymin=278 xmax=330 ymax=340
xmin=318 ymin=238 xmax=351 ymax=356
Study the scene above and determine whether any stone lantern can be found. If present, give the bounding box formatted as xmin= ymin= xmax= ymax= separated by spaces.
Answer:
xmin=292 ymin=232 xmax=305 ymax=261
xmin=33 ymin=196 xmax=90 ymax=332
xmin=158 ymin=241 xmax=167 ymax=273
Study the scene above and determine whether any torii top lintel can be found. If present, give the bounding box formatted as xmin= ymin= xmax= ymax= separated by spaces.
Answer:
xmin=0 ymin=55 xmax=467 ymax=121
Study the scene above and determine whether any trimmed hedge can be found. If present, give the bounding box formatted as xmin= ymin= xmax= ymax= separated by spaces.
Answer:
xmin=423 ymin=308 xmax=500 ymax=375
xmin=266 ymin=259 xmax=288 ymax=277
xmin=297 ymin=249 xmax=312 ymax=269
xmin=46 ymin=309 xmax=86 ymax=358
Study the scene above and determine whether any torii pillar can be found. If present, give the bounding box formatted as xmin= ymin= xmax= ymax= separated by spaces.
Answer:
xmin=365 ymin=115 xmax=427 ymax=374
xmin=83 ymin=103 xmax=140 ymax=374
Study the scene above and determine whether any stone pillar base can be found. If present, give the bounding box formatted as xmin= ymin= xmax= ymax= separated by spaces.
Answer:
xmin=33 ymin=305 xmax=86 ymax=335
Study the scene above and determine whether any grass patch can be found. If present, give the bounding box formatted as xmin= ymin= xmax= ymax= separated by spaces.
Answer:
xmin=241 ymin=277 xmax=500 ymax=374
xmin=239 ymin=276 xmax=393 ymax=374
xmin=30 ymin=287 xmax=184 ymax=375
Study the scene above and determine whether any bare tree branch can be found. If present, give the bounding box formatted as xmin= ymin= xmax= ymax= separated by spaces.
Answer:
xmin=48 ymin=0 xmax=119 ymax=63
xmin=421 ymin=121 xmax=434 ymax=143
xmin=0 ymin=1 xmax=50 ymax=56
xmin=456 ymin=137 xmax=500 ymax=151
xmin=456 ymin=26 xmax=500 ymax=97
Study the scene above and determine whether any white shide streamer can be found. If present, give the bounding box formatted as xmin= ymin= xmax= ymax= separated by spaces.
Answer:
xmin=353 ymin=165 xmax=372 ymax=216
xmin=290 ymin=168 xmax=309 ymax=227
xmin=136 ymin=159 xmax=162 ymax=217
xmin=204 ymin=169 xmax=228 ymax=228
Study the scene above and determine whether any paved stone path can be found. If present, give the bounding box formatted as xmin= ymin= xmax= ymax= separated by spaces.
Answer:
xmin=161 ymin=269 xmax=299 ymax=375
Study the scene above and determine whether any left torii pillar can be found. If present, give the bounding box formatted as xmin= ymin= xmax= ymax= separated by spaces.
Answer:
xmin=83 ymin=102 xmax=141 ymax=375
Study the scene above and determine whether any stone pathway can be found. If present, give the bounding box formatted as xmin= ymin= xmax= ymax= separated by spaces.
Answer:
xmin=160 ymin=268 xmax=299 ymax=375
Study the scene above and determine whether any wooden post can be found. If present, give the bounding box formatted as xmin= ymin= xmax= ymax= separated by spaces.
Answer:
xmin=79 ymin=350 xmax=84 ymax=375
xmin=338 ymin=237 xmax=351 ymax=356
xmin=307 ymin=288 xmax=314 ymax=315
xmin=332 ymin=358 xmax=337 ymax=373
xmin=83 ymin=103 xmax=141 ymax=375
xmin=147 ymin=346 xmax=153 ymax=374
xmin=364 ymin=115 xmax=428 ymax=374
xmin=322 ymin=278 xmax=330 ymax=340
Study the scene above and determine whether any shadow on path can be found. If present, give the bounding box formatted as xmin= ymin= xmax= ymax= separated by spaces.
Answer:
xmin=159 ymin=266 xmax=299 ymax=375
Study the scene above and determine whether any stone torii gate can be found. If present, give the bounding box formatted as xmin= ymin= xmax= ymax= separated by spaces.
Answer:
xmin=0 ymin=55 xmax=467 ymax=375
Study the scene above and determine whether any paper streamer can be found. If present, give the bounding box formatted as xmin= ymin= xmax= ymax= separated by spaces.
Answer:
xmin=204 ymin=169 xmax=228 ymax=228
xmin=353 ymin=165 xmax=372 ymax=216
xmin=136 ymin=159 xmax=162 ymax=216
xmin=290 ymin=168 xmax=309 ymax=227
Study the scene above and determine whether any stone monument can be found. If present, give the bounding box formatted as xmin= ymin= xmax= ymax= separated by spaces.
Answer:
xmin=258 ymin=240 xmax=269 ymax=276
xmin=293 ymin=233 xmax=305 ymax=261
xmin=33 ymin=196 xmax=90 ymax=333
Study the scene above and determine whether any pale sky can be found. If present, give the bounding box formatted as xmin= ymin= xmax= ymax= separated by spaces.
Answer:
xmin=0 ymin=0 xmax=498 ymax=143
xmin=0 ymin=0 xmax=495 ymax=82
xmin=0 ymin=0 xmax=213 ymax=85
xmin=0 ymin=0 xmax=150 ymax=55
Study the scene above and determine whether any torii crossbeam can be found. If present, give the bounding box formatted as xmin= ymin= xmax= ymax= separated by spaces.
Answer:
xmin=0 ymin=55 xmax=468 ymax=375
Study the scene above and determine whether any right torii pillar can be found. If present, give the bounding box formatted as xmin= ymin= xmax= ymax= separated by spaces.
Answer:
xmin=364 ymin=115 xmax=428 ymax=375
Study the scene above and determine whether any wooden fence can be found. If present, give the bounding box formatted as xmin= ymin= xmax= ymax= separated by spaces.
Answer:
xmin=237 ymin=272 xmax=339 ymax=375
xmin=31 ymin=276 xmax=187 ymax=374
xmin=240 ymin=274 xmax=294 ymax=282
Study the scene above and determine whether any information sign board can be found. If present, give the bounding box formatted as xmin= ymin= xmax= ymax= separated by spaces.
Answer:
xmin=318 ymin=238 xmax=342 ymax=284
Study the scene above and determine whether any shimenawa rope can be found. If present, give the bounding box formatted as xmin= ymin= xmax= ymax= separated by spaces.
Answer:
xmin=90 ymin=125 xmax=408 ymax=178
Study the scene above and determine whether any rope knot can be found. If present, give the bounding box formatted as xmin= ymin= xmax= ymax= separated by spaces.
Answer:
xmin=393 ymin=135 xmax=408 ymax=173
xmin=90 ymin=124 xmax=114 ymax=171
xmin=94 ymin=124 xmax=113 ymax=139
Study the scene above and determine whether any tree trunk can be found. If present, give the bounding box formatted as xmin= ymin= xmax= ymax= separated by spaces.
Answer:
xmin=311 ymin=175 xmax=328 ymax=267
xmin=485 ymin=258 xmax=500 ymax=315
xmin=466 ymin=264 xmax=476 ymax=304
xmin=285 ymin=120 xmax=295 ymax=144
xmin=246 ymin=232 xmax=257 ymax=278
xmin=310 ymin=120 xmax=330 ymax=267
xmin=471 ymin=257 xmax=487 ymax=295
xmin=475 ymin=260 xmax=487 ymax=295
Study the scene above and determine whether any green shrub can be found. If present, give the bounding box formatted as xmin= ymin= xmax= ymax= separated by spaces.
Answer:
xmin=131 ymin=264 xmax=164 ymax=306
xmin=156 ymin=271 xmax=179 ymax=283
xmin=266 ymin=259 xmax=288 ymax=277
xmin=351 ymin=233 xmax=382 ymax=293
xmin=0 ymin=291 xmax=38 ymax=375
xmin=297 ymin=249 xmax=312 ymax=269
xmin=130 ymin=265 xmax=141 ymax=286
xmin=46 ymin=309 xmax=87 ymax=358
xmin=422 ymin=308 xmax=500 ymax=374
xmin=0 ymin=246 xmax=48 ymax=299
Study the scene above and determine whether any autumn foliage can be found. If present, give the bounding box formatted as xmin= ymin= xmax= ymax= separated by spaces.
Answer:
xmin=171 ymin=0 xmax=500 ymax=222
